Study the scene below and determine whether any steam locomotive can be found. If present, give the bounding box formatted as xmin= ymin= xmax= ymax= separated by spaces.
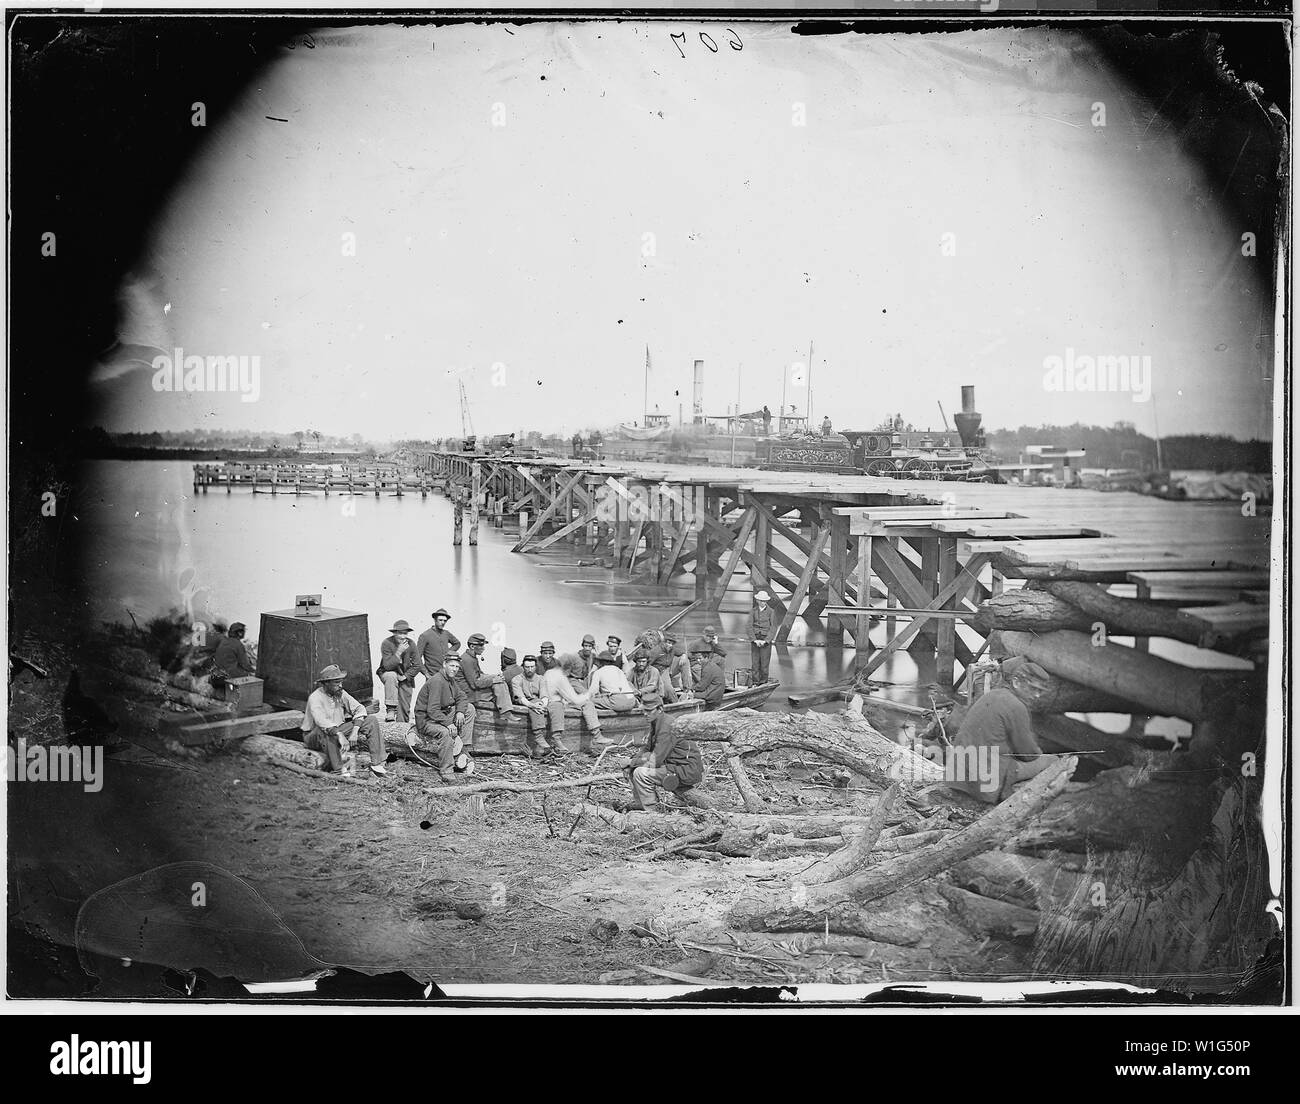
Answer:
xmin=760 ymin=387 xmax=992 ymax=480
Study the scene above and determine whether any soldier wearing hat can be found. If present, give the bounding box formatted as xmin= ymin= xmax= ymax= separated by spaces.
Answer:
xmin=687 ymin=625 xmax=727 ymax=685
xmin=416 ymin=609 xmax=460 ymax=680
xmin=377 ymin=618 xmax=418 ymax=722
xmin=301 ymin=665 xmax=388 ymax=777
xmin=948 ymin=658 xmax=1055 ymax=804
xmin=750 ymin=589 xmax=774 ymax=684
xmin=586 ymin=650 xmax=637 ymax=713
xmin=456 ymin=632 xmax=512 ymax=744
xmin=625 ymin=695 xmax=702 ymax=812
xmin=538 ymin=640 xmax=557 ymax=665
xmin=414 ymin=655 xmax=473 ymax=782
xmin=604 ymin=635 xmax=626 ymax=671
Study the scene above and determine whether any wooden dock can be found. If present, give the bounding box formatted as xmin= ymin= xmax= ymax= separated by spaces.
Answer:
xmin=193 ymin=461 xmax=441 ymax=497
xmin=417 ymin=451 xmax=1272 ymax=695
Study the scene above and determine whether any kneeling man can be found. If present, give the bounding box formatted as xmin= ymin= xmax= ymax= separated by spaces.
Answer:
xmin=627 ymin=688 xmax=702 ymax=812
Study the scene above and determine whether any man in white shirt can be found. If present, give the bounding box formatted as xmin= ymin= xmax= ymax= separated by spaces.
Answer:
xmin=510 ymin=654 xmax=553 ymax=758
xmin=300 ymin=664 xmax=388 ymax=777
xmin=587 ymin=651 xmax=638 ymax=712
xmin=542 ymin=654 xmax=612 ymax=755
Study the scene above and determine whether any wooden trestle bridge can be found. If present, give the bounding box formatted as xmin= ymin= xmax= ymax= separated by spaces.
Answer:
xmin=418 ymin=451 xmax=1272 ymax=694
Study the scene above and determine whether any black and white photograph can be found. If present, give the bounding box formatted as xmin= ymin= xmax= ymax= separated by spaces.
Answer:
xmin=4 ymin=4 xmax=1289 ymax=1019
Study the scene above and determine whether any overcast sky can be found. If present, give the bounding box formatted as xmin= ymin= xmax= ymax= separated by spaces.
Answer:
xmin=90 ymin=22 xmax=1274 ymax=441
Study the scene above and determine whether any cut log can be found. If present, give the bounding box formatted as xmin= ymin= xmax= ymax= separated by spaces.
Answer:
xmin=948 ymin=851 xmax=1091 ymax=912
xmin=1010 ymin=765 xmax=1216 ymax=863
xmin=1030 ymin=780 xmax=1274 ymax=988
xmin=802 ymin=783 xmax=901 ymax=884
xmin=673 ymin=709 xmax=945 ymax=794
xmin=972 ymin=591 xmax=1098 ymax=635
xmin=83 ymin=664 xmax=229 ymax=713
xmin=974 ymin=586 xmax=1208 ymax=649
xmin=242 ymin=733 xmax=328 ymax=770
xmin=728 ymin=757 xmax=1076 ymax=931
xmin=994 ymin=629 xmax=1225 ymax=723
xmin=1041 ymin=580 xmax=1208 ymax=647
xmin=1032 ymin=713 xmax=1141 ymax=769
xmin=938 ymin=883 xmax=1039 ymax=940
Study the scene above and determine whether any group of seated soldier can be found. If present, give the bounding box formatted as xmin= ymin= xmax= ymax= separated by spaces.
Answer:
xmin=373 ymin=611 xmax=731 ymax=783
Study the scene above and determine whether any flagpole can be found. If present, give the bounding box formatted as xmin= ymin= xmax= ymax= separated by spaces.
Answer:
xmin=807 ymin=340 xmax=815 ymax=424
xmin=644 ymin=345 xmax=650 ymax=427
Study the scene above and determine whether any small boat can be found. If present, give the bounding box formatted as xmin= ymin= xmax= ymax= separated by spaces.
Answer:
xmin=460 ymin=680 xmax=779 ymax=756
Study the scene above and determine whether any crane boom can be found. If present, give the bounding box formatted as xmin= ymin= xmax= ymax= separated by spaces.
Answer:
xmin=937 ymin=400 xmax=951 ymax=433
xmin=458 ymin=379 xmax=476 ymax=439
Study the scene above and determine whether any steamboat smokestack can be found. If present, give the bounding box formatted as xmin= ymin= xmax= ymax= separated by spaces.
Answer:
xmin=954 ymin=385 xmax=983 ymax=448
xmin=692 ymin=360 xmax=704 ymax=424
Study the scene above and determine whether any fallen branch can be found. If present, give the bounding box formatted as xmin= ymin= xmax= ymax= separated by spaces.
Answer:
xmin=424 ymin=771 xmax=624 ymax=798
xmin=723 ymin=747 xmax=766 ymax=813
xmin=803 ymin=782 xmax=901 ymax=885
xmin=647 ymin=828 xmax=723 ymax=860
xmin=268 ymin=758 xmax=365 ymax=785
xmin=729 ymin=757 xmax=1076 ymax=931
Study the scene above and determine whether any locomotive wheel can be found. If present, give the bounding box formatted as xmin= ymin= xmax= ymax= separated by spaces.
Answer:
xmin=864 ymin=459 xmax=895 ymax=477
xmin=903 ymin=458 xmax=936 ymax=478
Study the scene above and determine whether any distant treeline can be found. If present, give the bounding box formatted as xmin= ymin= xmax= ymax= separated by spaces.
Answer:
xmin=986 ymin=423 xmax=1271 ymax=472
xmin=75 ymin=426 xmax=388 ymax=459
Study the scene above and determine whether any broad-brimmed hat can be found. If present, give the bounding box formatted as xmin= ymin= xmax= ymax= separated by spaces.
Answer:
xmin=754 ymin=589 xmax=772 ymax=602
xmin=390 ymin=619 xmax=413 ymax=634
xmin=317 ymin=664 xmax=346 ymax=682
xmin=467 ymin=632 xmax=487 ymax=646
xmin=431 ymin=608 xmax=452 ymax=620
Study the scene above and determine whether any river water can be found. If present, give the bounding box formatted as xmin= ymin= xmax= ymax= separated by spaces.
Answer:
xmin=78 ymin=460 xmax=937 ymax=704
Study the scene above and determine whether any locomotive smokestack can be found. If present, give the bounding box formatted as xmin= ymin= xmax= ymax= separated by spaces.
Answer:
xmin=954 ymin=385 xmax=983 ymax=448
xmin=692 ymin=360 xmax=704 ymax=423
